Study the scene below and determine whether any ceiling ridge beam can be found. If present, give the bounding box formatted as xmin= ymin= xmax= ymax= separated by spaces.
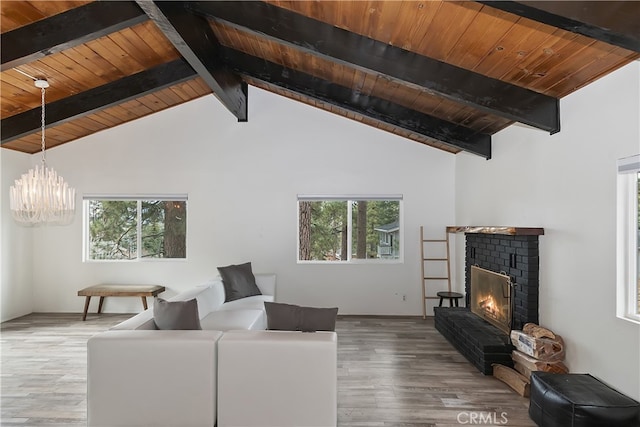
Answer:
xmin=1 ymin=1 xmax=148 ymax=71
xmin=1 ymin=59 xmax=197 ymax=145
xmin=222 ymin=48 xmax=491 ymax=159
xmin=187 ymin=0 xmax=559 ymax=134
xmin=478 ymin=1 xmax=640 ymax=53
xmin=135 ymin=0 xmax=247 ymax=121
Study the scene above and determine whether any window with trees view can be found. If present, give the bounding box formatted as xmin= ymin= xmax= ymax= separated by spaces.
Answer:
xmin=298 ymin=196 xmax=402 ymax=262
xmin=84 ymin=196 xmax=187 ymax=261
xmin=616 ymin=155 xmax=639 ymax=323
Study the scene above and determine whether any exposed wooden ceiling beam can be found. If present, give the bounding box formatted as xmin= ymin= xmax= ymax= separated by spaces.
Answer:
xmin=223 ymin=49 xmax=492 ymax=159
xmin=1 ymin=1 xmax=148 ymax=71
xmin=187 ymin=0 xmax=559 ymax=134
xmin=1 ymin=59 xmax=197 ymax=145
xmin=479 ymin=1 xmax=640 ymax=53
xmin=135 ymin=0 xmax=247 ymax=121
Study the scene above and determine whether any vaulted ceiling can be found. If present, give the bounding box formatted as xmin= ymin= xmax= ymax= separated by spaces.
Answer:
xmin=1 ymin=1 xmax=639 ymax=159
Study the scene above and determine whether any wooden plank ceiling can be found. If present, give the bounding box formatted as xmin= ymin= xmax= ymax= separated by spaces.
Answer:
xmin=1 ymin=1 xmax=638 ymax=159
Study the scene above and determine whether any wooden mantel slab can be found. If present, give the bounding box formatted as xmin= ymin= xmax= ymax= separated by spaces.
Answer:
xmin=447 ymin=226 xmax=544 ymax=236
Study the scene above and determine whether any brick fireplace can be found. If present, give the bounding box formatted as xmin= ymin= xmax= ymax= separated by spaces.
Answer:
xmin=434 ymin=226 xmax=543 ymax=374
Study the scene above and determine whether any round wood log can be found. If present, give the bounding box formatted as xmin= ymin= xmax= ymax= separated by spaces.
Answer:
xmin=523 ymin=322 xmax=557 ymax=340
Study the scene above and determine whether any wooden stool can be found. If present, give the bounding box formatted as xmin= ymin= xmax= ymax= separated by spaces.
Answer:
xmin=437 ymin=291 xmax=463 ymax=307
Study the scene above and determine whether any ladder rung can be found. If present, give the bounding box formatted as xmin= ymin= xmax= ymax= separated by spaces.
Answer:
xmin=423 ymin=239 xmax=446 ymax=242
xmin=424 ymin=258 xmax=448 ymax=261
xmin=424 ymin=277 xmax=449 ymax=280
xmin=424 ymin=296 xmax=440 ymax=300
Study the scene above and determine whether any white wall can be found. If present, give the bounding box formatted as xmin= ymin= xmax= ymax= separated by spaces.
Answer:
xmin=0 ymin=148 xmax=34 ymax=321
xmin=455 ymin=61 xmax=640 ymax=399
xmin=21 ymin=86 xmax=455 ymax=317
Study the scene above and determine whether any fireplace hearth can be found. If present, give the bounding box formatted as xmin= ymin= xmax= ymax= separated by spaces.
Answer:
xmin=434 ymin=227 xmax=543 ymax=374
xmin=434 ymin=307 xmax=513 ymax=374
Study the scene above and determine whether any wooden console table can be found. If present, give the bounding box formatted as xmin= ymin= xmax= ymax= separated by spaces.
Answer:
xmin=77 ymin=284 xmax=165 ymax=321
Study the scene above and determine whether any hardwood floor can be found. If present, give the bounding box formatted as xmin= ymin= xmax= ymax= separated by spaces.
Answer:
xmin=336 ymin=317 xmax=534 ymax=426
xmin=1 ymin=313 xmax=535 ymax=426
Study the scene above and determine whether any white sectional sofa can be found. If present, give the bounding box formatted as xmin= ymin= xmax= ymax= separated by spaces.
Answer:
xmin=109 ymin=273 xmax=277 ymax=332
xmin=87 ymin=273 xmax=338 ymax=427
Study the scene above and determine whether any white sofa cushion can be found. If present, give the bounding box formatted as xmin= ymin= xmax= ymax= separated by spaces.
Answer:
xmin=170 ymin=281 xmax=225 ymax=316
xmin=254 ymin=273 xmax=276 ymax=298
xmin=217 ymin=330 xmax=337 ymax=427
xmin=200 ymin=309 xmax=265 ymax=331
xmin=218 ymin=294 xmax=274 ymax=312
xmin=88 ymin=330 xmax=223 ymax=427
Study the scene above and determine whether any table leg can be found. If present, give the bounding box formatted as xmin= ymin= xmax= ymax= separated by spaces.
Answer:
xmin=98 ymin=297 xmax=105 ymax=314
xmin=82 ymin=296 xmax=91 ymax=321
xmin=141 ymin=297 xmax=148 ymax=310
xmin=438 ymin=297 xmax=443 ymax=307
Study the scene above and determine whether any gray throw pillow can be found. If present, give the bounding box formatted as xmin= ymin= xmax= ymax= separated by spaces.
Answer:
xmin=217 ymin=262 xmax=262 ymax=302
xmin=153 ymin=297 xmax=202 ymax=330
xmin=264 ymin=302 xmax=302 ymax=330
xmin=264 ymin=302 xmax=338 ymax=332
xmin=300 ymin=306 xmax=339 ymax=332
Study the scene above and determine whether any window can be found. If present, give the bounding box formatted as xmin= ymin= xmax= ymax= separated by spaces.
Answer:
xmin=616 ymin=155 xmax=640 ymax=323
xmin=84 ymin=195 xmax=187 ymax=261
xmin=297 ymin=195 xmax=402 ymax=262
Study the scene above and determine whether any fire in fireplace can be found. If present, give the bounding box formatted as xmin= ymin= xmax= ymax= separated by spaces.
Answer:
xmin=470 ymin=265 xmax=512 ymax=334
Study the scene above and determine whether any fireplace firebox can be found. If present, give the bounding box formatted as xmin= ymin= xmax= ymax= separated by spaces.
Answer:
xmin=470 ymin=266 xmax=512 ymax=334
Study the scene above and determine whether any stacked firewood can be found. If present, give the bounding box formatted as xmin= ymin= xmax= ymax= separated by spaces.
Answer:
xmin=492 ymin=323 xmax=567 ymax=397
xmin=510 ymin=323 xmax=568 ymax=378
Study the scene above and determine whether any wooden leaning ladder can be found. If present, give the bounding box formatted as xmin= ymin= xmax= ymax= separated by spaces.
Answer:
xmin=420 ymin=226 xmax=452 ymax=319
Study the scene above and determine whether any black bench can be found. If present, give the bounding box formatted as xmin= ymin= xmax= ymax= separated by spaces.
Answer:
xmin=530 ymin=372 xmax=640 ymax=427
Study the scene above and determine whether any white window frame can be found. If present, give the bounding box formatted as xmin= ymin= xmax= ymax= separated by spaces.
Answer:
xmin=616 ymin=155 xmax=639 ymax=324
xmin=297 ymin=194 xmax=404 ymax=264
xmin=83 ymin=194 xmax=188 ymax=262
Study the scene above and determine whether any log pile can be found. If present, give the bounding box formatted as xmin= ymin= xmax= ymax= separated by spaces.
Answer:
xmin=510 ymin=323 xmax=568 ymax=378
xmin=492 ymin=323 xmax=568 ymax=397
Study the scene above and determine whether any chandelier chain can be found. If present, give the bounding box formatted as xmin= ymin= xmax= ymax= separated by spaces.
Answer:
xmin=40 ymin=86 xmax=46 ymax=165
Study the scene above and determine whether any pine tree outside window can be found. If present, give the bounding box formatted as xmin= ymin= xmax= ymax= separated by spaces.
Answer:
xmin=297 ymin=195 xmax=402 ymax=263
xmin=84 ymin=195 xmax=187 ymax=261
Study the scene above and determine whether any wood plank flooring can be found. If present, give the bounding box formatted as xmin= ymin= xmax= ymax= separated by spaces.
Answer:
xmin=1 ymin=313 xmax=535 ymax=426
xmin=336 ymin=317 xmax=534 ymax=426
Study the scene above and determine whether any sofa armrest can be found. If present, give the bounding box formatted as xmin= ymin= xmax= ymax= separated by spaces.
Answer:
xmin=109 ymin=308 xmax=156 ymax=330
xmin=87 ymin=330 xmax=222 ymax=427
